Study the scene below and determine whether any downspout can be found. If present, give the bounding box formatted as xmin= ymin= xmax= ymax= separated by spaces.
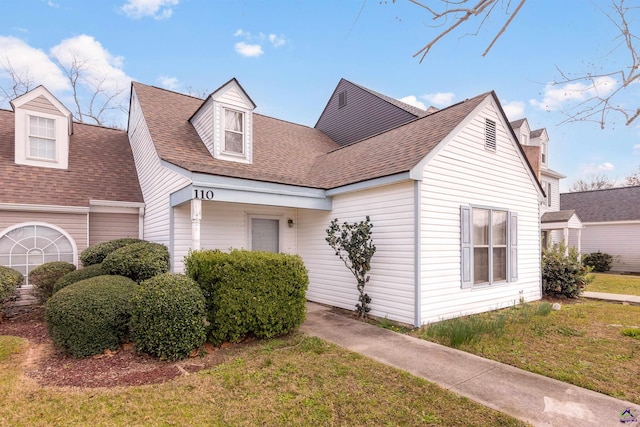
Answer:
xmin=414 ymin=180 xmax=422 ymax=327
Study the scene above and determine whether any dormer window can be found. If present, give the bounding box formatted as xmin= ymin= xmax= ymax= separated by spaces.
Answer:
xmin=224 ymin=109 xmax=244 ymax=154
xmin=28 ymin=116 xmax=56 ymax=160
xmin=11 ymin=86 xmax=72 ymax=170
xmin=541 ymin=142 xmax=548 ymax=166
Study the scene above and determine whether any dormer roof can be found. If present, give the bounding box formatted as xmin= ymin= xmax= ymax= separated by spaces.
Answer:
xmin=10 ymin=85 xmax=73 ymax=135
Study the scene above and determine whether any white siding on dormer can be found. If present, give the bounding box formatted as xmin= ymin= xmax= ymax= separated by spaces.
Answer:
xmin=23 ymin=95 xmax=65 ymax=117
xmin=540 ymin=174 xmax=560 ymax=213
xmin=212 ymin=102 xmax=253 ymax=164
xmin=191 ymin=98 xmax=214 ymax=155
xmin=419 ymin=100 xmax=541 ymax=324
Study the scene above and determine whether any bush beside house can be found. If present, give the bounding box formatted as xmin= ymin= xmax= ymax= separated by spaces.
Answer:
xmin=130 ymin=273 xmax=207 ymax=360
xmin=0 ymin=265 xmax=23 ymax=304
xmin=101 ymin=242 xmax=170 ymax=283
xmin=79 ymin=238 xmax=144 ymax=267
xmin=583 ymin=251 xmax=613 ymax=273
xmin=185 ymin=250 xmax=309 ymax=345
xmin=542 ymin=243 xmax=593 ymax=298
xmin=45 ymin=275 xmax=137 ymax=358
xmin=30 ymin=262 xmax=76 ymax=303
xmin=53 ymin=264 xmax=105 ymax=294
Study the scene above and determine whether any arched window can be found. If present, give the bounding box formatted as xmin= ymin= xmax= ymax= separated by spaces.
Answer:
xmin=0 ymin=223 xmax=76 ymax=285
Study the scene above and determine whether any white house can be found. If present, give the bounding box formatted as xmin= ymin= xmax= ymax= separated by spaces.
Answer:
xmin=127 ymin=78 xmax=545 ymax=326
xmin=0 ymin=87 xmax=144 ymax=287
xmin=561 ymin=186 xmax=640 ymax=272
xmin=510 ymin=118 xmax=582 ymax=251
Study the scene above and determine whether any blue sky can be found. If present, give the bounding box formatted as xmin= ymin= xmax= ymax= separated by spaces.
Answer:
xmin=1 ymin=0 xmax=638 ymax=191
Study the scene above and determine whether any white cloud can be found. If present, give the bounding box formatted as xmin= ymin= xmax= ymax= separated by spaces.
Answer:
xmin=530 ymin=76 xmax=618 ymax=111
xmin=633 ymin=144 xmax=640 ymax=155
xmin=46 ymin=1 xmax=60 ymax=8
xmin=50 ymin=35 xmax=132 ymax=96
xmin=0 ymin=36 xmax=69 ymax=93
xmin=233 ymin=29 xmax=286 ymax=57
xmin=234 ymin=42 xmax=263 ymax=58
xmin=120 ymin=0 xmax=179 ymax=20
xmin=501 ymin=100 xmax=525 ymax=120
xmin=421 ymin=92 xmax=455 ymax=107
xmin=399 ymin=95 xmax=427 ymax=110
xmin=580 ymin=162 xmax=615 ymax=174
xmin=268 ymin=34 xmax=285 ymax=48
xmin=157 ymin=75 xmax=179 ymax=90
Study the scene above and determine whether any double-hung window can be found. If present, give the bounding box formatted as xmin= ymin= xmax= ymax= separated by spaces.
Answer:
xmin=461 ymin=206 xmax=517 ymax=288
xmin=28 ymin=116 xmax=56 ymax=160
xmin=224 ymin=109 xmax=244 ymax=154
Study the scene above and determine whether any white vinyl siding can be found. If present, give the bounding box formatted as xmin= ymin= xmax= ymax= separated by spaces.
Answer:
xmin=419 ymin=99 xmax=541 ymax=325
xmin=540 ymin=175 xmax=560 ymax=213
xmin=128 ymin=88 xmax=190 ymax=267
xmin=299 ymin=181 xmax=416 ymax=325
xmin=580 ymin=222 xmax=640 ymax=272
xmin=172 ymin=202 xmax=297 ymax=272
xmin=88 ymin=212 xmax=139 ymax=246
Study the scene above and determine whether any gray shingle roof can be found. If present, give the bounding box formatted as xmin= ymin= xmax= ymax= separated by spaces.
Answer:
xmin=560 ymin=186 xmax=640 ymax=222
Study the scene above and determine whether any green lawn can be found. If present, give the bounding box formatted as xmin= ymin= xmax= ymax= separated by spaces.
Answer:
xmin=412 ymin=300 xmax=640 ymax=404
xmin=586 ymin=273 xmax=640 ymax=296
xmin=0 ymin=334 xmax=525 ymax=427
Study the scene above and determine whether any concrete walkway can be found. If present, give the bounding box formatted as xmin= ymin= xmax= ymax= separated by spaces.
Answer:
xmin=583 ymin=291 xmax=640 ymax=305
xmin=300 ymin=302 xmax=640 ymax=427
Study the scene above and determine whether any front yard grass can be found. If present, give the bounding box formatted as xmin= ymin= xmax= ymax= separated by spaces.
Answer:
xmin=0 ymin=334 xmax=526 ymax=427
xmin=587 ymin=272 xmax=640 ymax=296
xmin=412 ymin=300 xmax=640 ymax=404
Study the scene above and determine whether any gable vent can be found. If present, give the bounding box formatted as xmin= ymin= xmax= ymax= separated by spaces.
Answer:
xmin=338 ymin=90 xmax=347 ymax=108
xmin=485 ymin=119 xmax=496 ymax=151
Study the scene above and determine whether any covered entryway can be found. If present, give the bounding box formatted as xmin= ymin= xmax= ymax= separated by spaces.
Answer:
xmin=541 ymin=210 xmax=583 ymax=254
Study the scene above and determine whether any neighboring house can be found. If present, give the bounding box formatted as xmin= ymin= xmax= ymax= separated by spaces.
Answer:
xmin=0 ymin=86 xmax=144 ymax=285
xmin=128 ymin=77 xmax=545 ymax=326
xmin=561 ymin=186 xmax=640 ymax=272
xmin=510 ymin=118 xmax=582 ymax=251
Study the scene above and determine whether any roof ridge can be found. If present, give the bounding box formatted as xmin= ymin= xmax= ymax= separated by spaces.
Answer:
xmin=561 ymin=185 xmax=640 ymax=195
xmin=133 ymin=81 xmax=206 ymax=102
xmin=345 ymin=79 xmax=428 ymax=117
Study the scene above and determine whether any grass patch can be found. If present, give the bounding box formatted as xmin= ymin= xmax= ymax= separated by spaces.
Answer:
xmin=413 ymin=300 xmax=640 ymax=404
xmin=0 ymin=334 xmax=525 ymax=426
xmin=587 ymin=273 xmax=640 ymax=296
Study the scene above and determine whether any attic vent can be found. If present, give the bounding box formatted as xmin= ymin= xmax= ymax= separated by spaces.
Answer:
xmin=485 ymin=119 xmax=496 ymax=151
xmin=338 ymin=90 xmax=347 ymax=108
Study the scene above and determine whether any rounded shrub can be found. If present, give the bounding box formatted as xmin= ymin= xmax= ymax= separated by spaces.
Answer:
xmin=45 ymin=275 xmax=137 ymax=358
xmin=130 ymin=273 xmax=207 ymax=360
xmin=0 ymin=265 xmax=23 ymax=304
xmin=583 ymin=251 xmax=613 ymax=273
xmin=30 ymin=261 xmax=76 ymax=303
xmin=101 ymin=242 xmax=170 ymax=283
xmin=80 ymin=238 xmax=144 ymax=267
xmin=53 ymin=264 xmax=104 ymax=294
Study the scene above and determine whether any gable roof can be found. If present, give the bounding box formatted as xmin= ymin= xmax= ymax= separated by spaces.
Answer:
xmin=0 ymin=109 xmax=143 ymax=207
xmin=560 ymin=186 xmax=640 ymax=222
xmin=134 ymin=82 xmax=539 ymax=192
xmin=541 ymin=210 xmax=580 ymax=223
xmin=349 ymin=80 xmax=430 ymax=118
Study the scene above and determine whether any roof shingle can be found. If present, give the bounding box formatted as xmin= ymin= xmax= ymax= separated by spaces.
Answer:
xmin=560 ymin=187 xmax=640 ymax=222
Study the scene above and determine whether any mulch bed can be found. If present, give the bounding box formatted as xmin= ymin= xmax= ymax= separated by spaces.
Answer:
xmin=0 ymin=307 xmax=247 ymax=388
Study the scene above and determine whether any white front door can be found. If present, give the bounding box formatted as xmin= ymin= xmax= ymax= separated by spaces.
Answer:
xmin=251 ymin=218 xmax=280 ymax=253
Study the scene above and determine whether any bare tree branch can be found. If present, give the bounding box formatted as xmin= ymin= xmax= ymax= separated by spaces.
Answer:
xmin=569 ymin=174 xmax=615 ymax=192
xmin=0 ymin=58 xmax=35 ymax=106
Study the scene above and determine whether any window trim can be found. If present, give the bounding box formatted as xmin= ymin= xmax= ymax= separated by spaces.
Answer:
xmin=338 ymin=90 xmax=347 ymax=108
xmin=223 ymin=108 xmax=245 ymax=156
xmin=27 ymin=115 xmax=57 ymax=161
xmin=461 ymin=205 xmax=517 ymax=288
xmin=541 ymin=142 xmax=548 ymax=166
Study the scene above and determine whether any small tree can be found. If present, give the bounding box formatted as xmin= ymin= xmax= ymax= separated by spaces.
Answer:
xmin=326 ymin=216 xmax=376 ymax=319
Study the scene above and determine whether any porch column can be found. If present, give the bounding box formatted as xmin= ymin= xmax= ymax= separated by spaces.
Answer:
xmin=577 ymin=228 xmax=581 ymax=256
xmin=191 ymin=198 xmax=202 ymax=251
xmin=563 ymin=227 xmax=569 ymax=256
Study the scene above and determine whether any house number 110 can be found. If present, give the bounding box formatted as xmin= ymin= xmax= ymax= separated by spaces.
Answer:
xmin=194 ymin=189 xmax=214 ymax=200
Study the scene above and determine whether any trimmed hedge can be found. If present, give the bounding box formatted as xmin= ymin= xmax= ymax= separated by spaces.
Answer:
xmin=30 ymin=262 xmax=76 ymax=303
xmin=130 ymin=273 xmax=207 ymax=361
xmin=0 ymin=265 xmax=23 ymax=304
xmin=583 ymin=251 xmax=613 ymax=273
xmin=542 ymin=243 xmax=593 ymax=298
xmin=101 ymin=242 xmax=170 ymax=283
xmin=45 ymin=275 xmax=137 ymax=358
xmin=185 ymin=249 xmax=308 ymax=345
xmin=53 ymin=264 xmax=104 ymax=294
xmin=80 ymin=238 xmax=144 ymax=267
